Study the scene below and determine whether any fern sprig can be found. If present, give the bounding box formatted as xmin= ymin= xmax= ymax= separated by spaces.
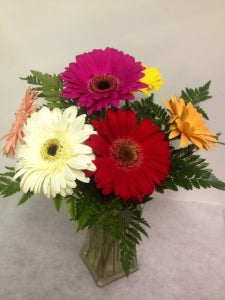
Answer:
xmin=181 ymin=81 xmax=212 ymax=105
xmin=181 ymin=81 xmax=212 ymax=119
xmin=0 ymin=167 xmax=34 ymax=204
xmin=0 ymin=167 xmax=20 ymax=197
xmin=21 ymin=70 xmax=71 ymax=109
xmin=66 ymin=184 xmax=150 ymax=276
xmin=157 ymin=146 xmax=225 ymax=192
xmin=130 ymin=96 xmax=170 ymax=131
xmin=120 ymin=205 xmax=149 ymax=276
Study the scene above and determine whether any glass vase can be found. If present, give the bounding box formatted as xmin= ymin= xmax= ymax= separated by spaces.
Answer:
xmin=80 ymin=224 xmax=139 ymax=287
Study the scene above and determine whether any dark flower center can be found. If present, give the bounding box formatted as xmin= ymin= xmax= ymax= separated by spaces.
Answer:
xmin=117 ymin=144 xmax=137 ymax=163
xmin=47 ymin=144 xmax=58 ymax=156
xmin=110 ymin=138 xmax=143 ymax=171
xmin=89 ymin=74 xmax=119 ymax=94
xmin=40 ymin=138 xmax=63 ymax=161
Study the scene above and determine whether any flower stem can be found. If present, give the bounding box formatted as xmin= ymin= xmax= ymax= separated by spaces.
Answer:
xmin=125 ymin=100 xmax=130 ymax=110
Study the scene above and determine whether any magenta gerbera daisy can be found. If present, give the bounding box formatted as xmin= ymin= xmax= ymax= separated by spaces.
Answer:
xmin=60 ymin=48 xmax=147 ymax=114
xmin=86 ymin=109 xmax=171 ymax=201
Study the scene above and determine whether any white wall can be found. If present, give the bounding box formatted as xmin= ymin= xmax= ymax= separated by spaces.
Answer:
xmin=1 ymin=0 xmax=225 ymax=202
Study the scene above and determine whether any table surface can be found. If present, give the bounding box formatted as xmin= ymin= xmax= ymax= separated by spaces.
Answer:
xmin=0 ymin=195 xmax=225 ymax=300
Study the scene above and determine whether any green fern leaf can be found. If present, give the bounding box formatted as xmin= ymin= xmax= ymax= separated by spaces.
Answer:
xmin=5 ymin=166 xmax=15 ymax=171
xmin=119 ymin=205 xmax=150 ymax=276
xmin=77 ymin=213 xmax=90 ymax=231
xmin=130 ymin=221 xmax=149 ymax=237
xmin=195 ymin=106 xmax=209 ymax=120
xmin=0 ymin=171 xmax=15 ymax=177
xmin=53 ymin=194 xmax=63 ymax=212
xmin=0 ymin=169 xmax=21 ymax=197
xmin=0 ymin=179 xmax=20 ymax=197
xmin=130 ymin=96 xmax=170 ymax=131
xmin=160 ymin=146 xmax=225 ymax=192
xmin=66 ymin=196 xmax=76 ymax=221
xmin=18 ymin=191 xmax=33 ymax=206
xmin=120 ymin=238 xmax=136 ymax=277
xmin=203 ymin=175 xmax=225 ymax=190
xmin=21 ymin=70 xmax=71 ymax=109
xmin=181 ymin=81 xmax=212 ymax=105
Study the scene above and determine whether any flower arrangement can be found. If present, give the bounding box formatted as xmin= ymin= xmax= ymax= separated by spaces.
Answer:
xmin=1 ymin=47 xmax=224 ymax=286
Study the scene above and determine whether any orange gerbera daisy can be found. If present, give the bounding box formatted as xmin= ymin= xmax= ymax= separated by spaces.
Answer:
xmin=1 ymin=88 xmax=38 ymax=158
xmin=163 ymin=95 xmax=217 ymax=150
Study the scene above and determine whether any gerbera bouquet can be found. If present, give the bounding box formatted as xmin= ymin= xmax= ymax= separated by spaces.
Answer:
xmin=1 ymin=48 xmax=224 ymax=284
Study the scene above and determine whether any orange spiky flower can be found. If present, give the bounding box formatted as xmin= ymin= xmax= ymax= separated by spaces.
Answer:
xmin=1 ymin=88 xmax=38 ymax=158
xmin=163 ymin=95 xmax=217 ymax=150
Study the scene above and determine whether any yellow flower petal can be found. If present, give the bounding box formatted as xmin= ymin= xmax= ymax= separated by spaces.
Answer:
xmin=169 ymin=130 xmax=180 ymax=139
xmin=139 ymin=65 xmax=163 ymax=95
xmin=189 ymin=136 xmax=204 ymax=149
xmin=180 ymin=133 xmax=189 ymax=148
xmin=162 ymin=98 xmax=172 ymax=111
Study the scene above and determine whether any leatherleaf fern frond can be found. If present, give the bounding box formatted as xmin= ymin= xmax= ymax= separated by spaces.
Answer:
xmin=66 ymin=181 xmax=150 ymax=276
xmin=66 ymin=180 xmax=105 ymax=231
xmin=181 ymin=81 xmax=212 ymax=119
xmin=0 ymin=166 xmax=33 ymax=204
xmin=130 ymin=95 xmax=170 ymax=131
xmin=21 ymin=70 xmax=71 ymax=109
xmin=157 ymin=145 xmax=225 ymax=192
xmin=120 ymin=205 xmax=149 ymax=276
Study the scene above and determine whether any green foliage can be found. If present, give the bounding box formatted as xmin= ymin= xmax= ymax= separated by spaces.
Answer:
xmin=17 ymin=191 xmax=33 ymax=205
xmin=181 ymin=81 xmax=212 ymax=119
xmin=195 ymin=106 xmax=209 ymax=120
xmin=98 ymin=207 xmax=124 ymax=240
xmin=66 ymin=183 xmax=105 ymax=231
xmin=0 ymin=166 xmax=33 ymax=204
xmin=66 ymin=182 xmax=149 ymax=276
xmin=120 ymin=206 xmax=149 ymax=276
xmin=53 ymin=194 xmax=64 ymax=212
xmin=157 ymin=145 xmax=225 ymax=192
xmin=0 ymin=167 xmax=20 ymax=197
xmin=130 ymin=96 xmax=170 ymax=131
xmin=21 ymin=70 xmax=71 ymax=109
xmin=0 ymin=176 xmax=20 ymax=197
xmin=181 ymin=81 xmax=211 ymax=104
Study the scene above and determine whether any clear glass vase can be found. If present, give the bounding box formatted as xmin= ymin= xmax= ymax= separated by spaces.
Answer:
xmin=80 ymin=224 xmax=139 ymax=287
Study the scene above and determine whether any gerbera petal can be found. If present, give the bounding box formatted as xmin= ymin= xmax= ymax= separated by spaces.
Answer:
xmin=1 ymin=88 xmax=38 ymax=158
xmin=134 ymin=118 xmax=158 ymax=142
xmin=139 ymin=66 xmax=163 ymax=95
xmin=60 ymin=48 xmax=145 ymax=114
xmin=87 ymin=109 xmax=170 ymax=201
xmin=14 ymin=106 xmax=95 ymax=198
xmin=86 ymin=134 xmax=110 ymax=156
xmin=180 ymin=133 xmax=189 ymax=148
xmin=162 ymin=98 xmax=172 ymax=113
xmin=163 ymin=96 xmax=217 ymax=150
xmin=71 ymin=144 xmax=93 ymax=155
xmin=73 ymin=169 xmax=90 ymax=183
xmin=189 ymin=136 xmax=204 ymax=149
xmin=169 ymin=130 xmax=180 ymax=139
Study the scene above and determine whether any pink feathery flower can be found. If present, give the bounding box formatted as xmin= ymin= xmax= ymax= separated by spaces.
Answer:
xmin=1 ymin=88 xmax=39 ymax=158
xmin=60 ymin=47 xmax=147 ymax=114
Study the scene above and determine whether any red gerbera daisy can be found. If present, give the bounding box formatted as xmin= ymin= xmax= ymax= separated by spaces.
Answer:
xmin=86 ymin=109 xmax=171 ymax=201
xmin=60 ymin=48 xmax=147 ymax=114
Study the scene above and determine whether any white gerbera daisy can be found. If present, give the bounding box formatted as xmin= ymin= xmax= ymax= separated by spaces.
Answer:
xmin=14 ymin=106 xmax=96 ymax=198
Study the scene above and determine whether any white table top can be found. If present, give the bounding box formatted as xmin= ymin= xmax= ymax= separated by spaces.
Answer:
xmin=0 ymin=195 xmax=225 ymax=300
